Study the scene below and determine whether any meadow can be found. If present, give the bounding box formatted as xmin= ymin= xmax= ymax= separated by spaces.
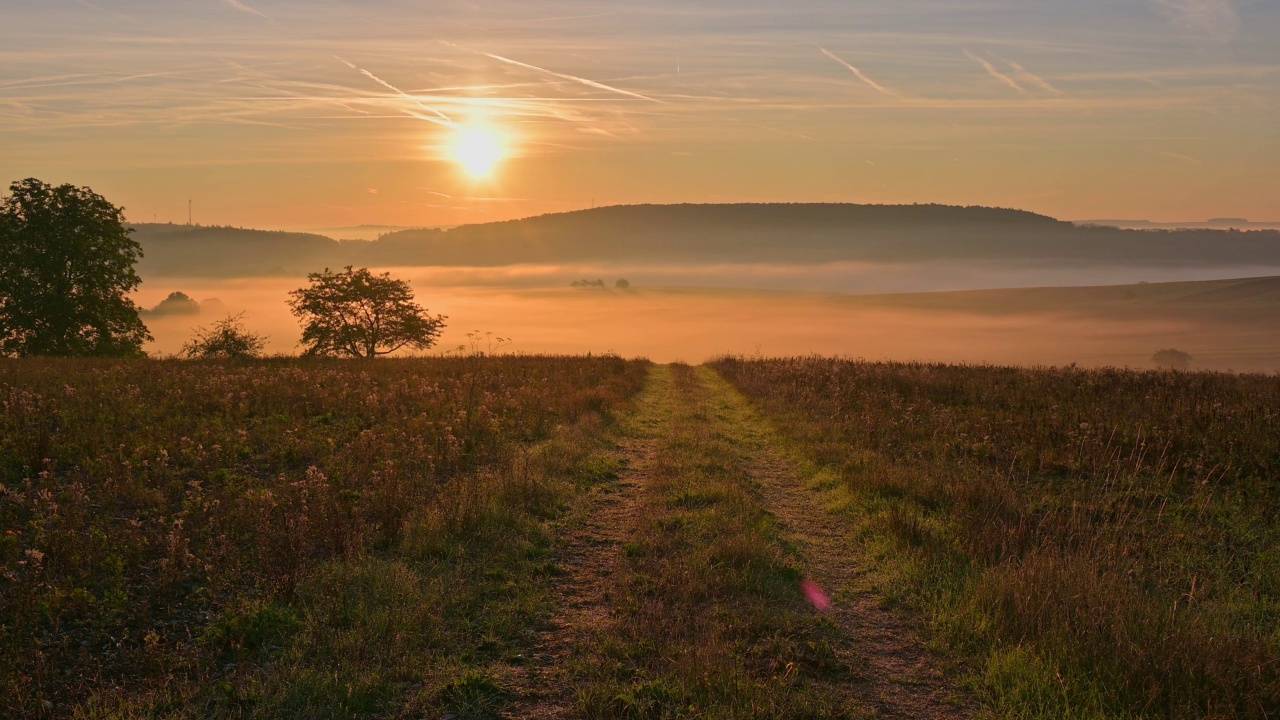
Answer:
xmin=712 ymin=357 xmax=1280 ymax=718
xmin=4 ymin=354 xmax=1278 ymax=718
xmin=0 ymin=355 xmax=646 ymax=717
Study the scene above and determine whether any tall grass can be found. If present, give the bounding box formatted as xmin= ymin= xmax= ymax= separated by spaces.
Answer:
xmin=712 ymin=357 xmax=1280 ymax=719
xmin=0 ymin=355 xmax=646 ymax=716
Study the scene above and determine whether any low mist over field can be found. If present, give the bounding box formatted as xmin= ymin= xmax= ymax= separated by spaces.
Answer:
xmin=127 ymin=204 xmax=1280 ymax=369
xmin=135 ymin=273 xmax=1280 ymax=371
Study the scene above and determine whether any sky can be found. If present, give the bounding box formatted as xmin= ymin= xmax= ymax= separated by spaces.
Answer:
xmin=2 ymin=0 xmax=1278 ymax=229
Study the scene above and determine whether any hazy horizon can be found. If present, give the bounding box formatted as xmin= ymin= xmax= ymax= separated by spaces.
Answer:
xmin=132 ymin=272 xmax=1280 ymax=371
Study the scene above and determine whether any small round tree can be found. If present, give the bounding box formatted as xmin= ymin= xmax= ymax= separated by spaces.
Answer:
xmin=182 ymin=313 xmax=268 ymax=359
xmin=149 ymin=291 xmax=201 ymax=316
xmin=1152 ymin=348 xmax=1192 ymax=371
xmin=288 ymin=266 xmax=445 ymax=358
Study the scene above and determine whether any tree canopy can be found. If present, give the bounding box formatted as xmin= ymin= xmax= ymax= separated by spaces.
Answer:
xmin=0 ymin=178 xmax=151 ymax=357
xmin=288 ymin=266 xmax=445 ymax=358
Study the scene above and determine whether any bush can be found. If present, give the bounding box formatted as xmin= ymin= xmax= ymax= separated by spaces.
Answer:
xmin=181 ymin=313 xmax=268 ymax=359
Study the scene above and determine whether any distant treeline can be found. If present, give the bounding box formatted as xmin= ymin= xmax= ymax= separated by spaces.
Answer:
xmin=131 ymin=203 xmax=1280 ymax=277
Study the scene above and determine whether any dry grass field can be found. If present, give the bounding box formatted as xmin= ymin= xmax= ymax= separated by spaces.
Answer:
xmin=713 ymin=357 xmax=1280 ymax=719
xmin=3 ymin=356 xmax=1277 ymax=718
xmin=0 ymin=356 xmax=646 ymax=717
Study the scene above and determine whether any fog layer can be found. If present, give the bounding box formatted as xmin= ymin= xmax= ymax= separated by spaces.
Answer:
xmin=136 ymin=272 xmax=1280 ymax=371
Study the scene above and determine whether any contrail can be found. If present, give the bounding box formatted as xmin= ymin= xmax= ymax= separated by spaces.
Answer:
xmin=335 ymin=57 xmax=454 ymax=126
xmin=73 ymin=0 xmax=137 ymax=23
xmin=819 ymin=47 xmax=903 ymax=99
xmin=1003 ymin=58 xmax=1062 ymax=94
xmin=1147 ymin=149 xmax=1202 ymax=164
xmin=479 ymin=51 xmax=662 ymax=103
xmin=224 ymin=0 xmax=269 ymax=20
xmin=1149 ymin=0 xmax=1239 ymax=41
xmin=964 ymin=50 xmax=1024 ymax=93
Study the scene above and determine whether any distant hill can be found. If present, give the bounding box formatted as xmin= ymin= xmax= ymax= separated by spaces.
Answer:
xmin=132 ymin=224 xmax=342 ymax=277
xmin=131 ymin=204 xmax=1280 ymax=277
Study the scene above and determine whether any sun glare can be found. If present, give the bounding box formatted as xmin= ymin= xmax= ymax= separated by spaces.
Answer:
xmin=449 ymin=125 xmax=506 ymax=179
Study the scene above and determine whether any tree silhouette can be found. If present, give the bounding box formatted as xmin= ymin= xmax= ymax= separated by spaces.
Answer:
xmin=147 ymin=291 xmax=200 ymax=316
xmin=288 ymin=266 xmax=445 ymax=358
xmin=1152 ymin=348 xmax=1192 ymax=371
xmin=0 ymin=178 xmax=151 ymax=357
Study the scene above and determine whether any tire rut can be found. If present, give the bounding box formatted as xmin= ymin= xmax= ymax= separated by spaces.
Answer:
xmin=503 ymin=365 xmax=671 ymax=718
xmin=697 ymin=366 xmax=974 ymax=720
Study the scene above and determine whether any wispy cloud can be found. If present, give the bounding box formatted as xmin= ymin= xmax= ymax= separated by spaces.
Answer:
xmin=1150 ymin=0 xmax=1239 ymax=41
xmin=335 ymin=57 xmax=455 ymax=126
xmin=224 ymin=0 xmax=269 ymax=20
xmin=819 ymin=47 xmax=904 ymax=99
xmin=964 ymin=50 xmax=1024 ymax=93
xmin=73 ymin=0 xmax=137 ymax=23
xmin=477 ymin=50 xmax=663 ymax=103
xmin=1146 ymin=149 xmax=1203 ymax=164
xmin=1001 ymin=58 xmax=1062 ymax=95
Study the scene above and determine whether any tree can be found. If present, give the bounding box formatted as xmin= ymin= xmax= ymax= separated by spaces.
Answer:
xmin=1152 ymin=348 xmax=1192 ymax=371
xmin=147 ymin=291 xmax=200 ymax=316
xmin=182 ymin=313 xmax=268 ymax=359
xmin=0 ymin=178 xmax=151 ymax=356
xmin=288 ymin=266 xmax=445 ymax=358
xmin=615 ymin=278 xmax=631 ymax=289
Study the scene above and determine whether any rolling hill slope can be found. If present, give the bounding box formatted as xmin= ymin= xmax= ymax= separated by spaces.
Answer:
xmin=131 ymin=203 xmax=1280 ymax=277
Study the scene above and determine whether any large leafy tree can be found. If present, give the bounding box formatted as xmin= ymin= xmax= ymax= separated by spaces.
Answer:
xmin=288 ymin=266 xmax=445 ymax=358
xmin=0 ymin=178 xmax=151 ymax=357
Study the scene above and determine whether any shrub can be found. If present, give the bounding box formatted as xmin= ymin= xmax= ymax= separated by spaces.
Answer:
xmin=181 ymin=313 xmax=268 ymax=359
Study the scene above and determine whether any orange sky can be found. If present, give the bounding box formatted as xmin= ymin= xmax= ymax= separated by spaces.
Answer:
xmin=3 ymin=1 xmax=1278 ymax=229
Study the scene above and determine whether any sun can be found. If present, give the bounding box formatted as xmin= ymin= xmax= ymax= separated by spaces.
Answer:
xmin=449 ymin=125 xmax=506 ymax=179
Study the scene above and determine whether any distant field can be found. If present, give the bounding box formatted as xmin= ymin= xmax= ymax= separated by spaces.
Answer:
xmin=136 ymin=275 xmax=1280 ymax=371
xmin=713 ymin=357 xmax=1280 ymax=719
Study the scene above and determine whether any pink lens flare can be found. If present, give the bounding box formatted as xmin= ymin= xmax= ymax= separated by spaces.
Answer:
xmin=802 ymin=579 xmax=832 ymax=612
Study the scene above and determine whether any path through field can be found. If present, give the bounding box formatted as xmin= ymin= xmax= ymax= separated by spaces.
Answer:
xmin=517 ymin=363 xmax=972 ymax=718
xmin=505 ymin=365 xmax=674 ymax=717
xmin=694 ymin=366 xmax=973 ymax=718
